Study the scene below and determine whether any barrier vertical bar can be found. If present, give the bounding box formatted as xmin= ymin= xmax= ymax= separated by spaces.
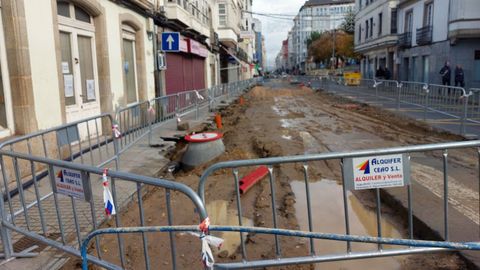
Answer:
xmin=87 ymin=173 xmax=101 ymax=260
xmin=136 ymin=182 xmax=151 ymax=270
xmin=302 ymin=163 xmax=315 ymax=255
xmin=407 ymin=156 xmax=413 ymax=240
xmin=26 ymin=139 xmax=47 ymax=236
xmin=12 ymin=156 xmax=31 ymax=230
xmin=267 ymin=166 xmax=281 ymax=257
xmin=233 ymin=169 xmax=247 ymax=260
xmin=340 ymin=159 xmax=351 ymax=252
xmin=165 ymin=189 xmax=177 ymax=269
xmin=461 ymin=94 xmax=468 ymax=136
xmin=443 ymin=150 xmax=449 ymax=241
xmin=375 ymin=188 xmax=383 ymax=251
xmin=423 ymin=86 xmax=429 ymax=122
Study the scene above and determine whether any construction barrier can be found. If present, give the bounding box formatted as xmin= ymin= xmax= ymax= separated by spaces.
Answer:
xmin=198 ymin=140 xmax=480 ymax=269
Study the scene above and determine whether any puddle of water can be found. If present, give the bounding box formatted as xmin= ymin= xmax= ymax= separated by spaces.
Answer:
xmin=291 ymin=179 xmax=403 ymax=270
xmin=206 ymin=200 xmax=253 ymax=256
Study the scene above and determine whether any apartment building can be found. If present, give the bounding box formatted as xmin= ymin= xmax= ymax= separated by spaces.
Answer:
xmin=162 ymin=0 xmax=216 ymax=94
xmin=396 ymin=0 xmax=480 ymax=87
xmin=213 ymin=0 xmax=256 ymax=83
xmin=252 ymin=18 xmax=265 ymax=73
xmin=287 ymin=0 xmax=355 ymax=72
xmin=355 ymin=0 xmax=399 ymax=79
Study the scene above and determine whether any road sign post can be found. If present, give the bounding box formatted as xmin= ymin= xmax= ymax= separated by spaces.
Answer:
xmin=161 ymin=32 xmax=180 ymax=52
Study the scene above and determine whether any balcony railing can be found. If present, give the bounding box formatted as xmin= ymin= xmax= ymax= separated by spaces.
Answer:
xmin=167 ymin=0 xmax=209 ymax=26
xmin=416 ymin=26 xmax=433 ymax=45
xmin=397 ymin=32 xmax=412 ymax=48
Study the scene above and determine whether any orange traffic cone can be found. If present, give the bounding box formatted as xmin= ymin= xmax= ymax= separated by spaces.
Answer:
xmin=215 ymin=113 xmax=223 ymax=129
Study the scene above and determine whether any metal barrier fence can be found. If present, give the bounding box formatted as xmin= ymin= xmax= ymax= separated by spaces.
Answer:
xmin=116 ymin=79 xmax=257 ymax=149
xmin=296 ymin=76 xmax=478 ymax=136
xmin=81 ymin=225 xmax=480 ymax=270
xmin=0 ymin=149 xmax=208 ymax=269
xmin=0 ymin=78 xmax=258 ymax=267
xmin=197 ymin=140 xmax=480 ymax=269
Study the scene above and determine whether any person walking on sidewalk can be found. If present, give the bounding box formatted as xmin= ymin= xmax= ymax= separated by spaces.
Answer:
xmin=455 ymin=64 xmax=465 ymax=88
xmin=439 ymin=61 xmax=451 ymax=86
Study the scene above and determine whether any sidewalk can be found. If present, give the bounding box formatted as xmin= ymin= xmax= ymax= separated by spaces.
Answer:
xmin=0 ymin=104 xmax=216 ymax=270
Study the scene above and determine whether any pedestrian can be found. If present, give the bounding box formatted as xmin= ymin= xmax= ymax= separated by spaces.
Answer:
xmin=384 ymin=67 xmax=391 ymax=80
xmin=454 ymin=64 xmax=465 ymax=88
xmin=439 ymin=61 xmax=451 ymax=86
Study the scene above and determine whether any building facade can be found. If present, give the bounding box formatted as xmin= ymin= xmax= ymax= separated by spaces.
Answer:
xmin=213 ymin=0 xmax=256 ymax=83
xmin=0 ymin=0 xmax=159 ymax=138
xmin=286 ymin=0 xmax=355 ymax=72
xmin=355 ymin=0 xmax=399 ymax=79
xmin=396 ymin=0 xmax=480 ymax=87
xmin=252 ymin=18 xmax=265 ymax=73
xmin=162 ymin=0 xmax=214 ymax=95
xmin=0 ymin=0 xmax=258 ymax=139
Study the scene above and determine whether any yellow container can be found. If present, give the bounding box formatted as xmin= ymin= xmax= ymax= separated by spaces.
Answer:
xmin=343 ymin=72 xmax=361 ymax=86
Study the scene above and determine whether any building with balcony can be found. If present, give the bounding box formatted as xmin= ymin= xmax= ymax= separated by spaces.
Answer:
xmin=162 ymin=0 xmax=216 ymax=94
xmin=396 ymin=0 xmax=480 ymax=87
xmin=212 ymin=0 xmax=255 ymax=83
xmin=355 ymin=0 xmax=399 ymax=79
xmin=288 ymin=0 xmax=355 ymax=73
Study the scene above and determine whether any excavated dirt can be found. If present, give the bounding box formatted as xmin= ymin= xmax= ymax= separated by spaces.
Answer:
xmin=64 ymin=81 xmax=476 ymax=269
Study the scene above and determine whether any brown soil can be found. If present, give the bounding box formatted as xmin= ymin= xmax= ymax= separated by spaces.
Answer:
xmin=63 ymin=82 xmax=473 ymax=270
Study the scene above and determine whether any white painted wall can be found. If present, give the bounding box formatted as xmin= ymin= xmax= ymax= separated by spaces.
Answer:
xmin=398 ymin=0 xmax=449 ymax=45
xmin=102 ymin=0 xmax=155 ymax=109
xmin=25 ymin=0 xmax=63 ymax=130
xmin=23 ymin=0 xmax=155 ymax=130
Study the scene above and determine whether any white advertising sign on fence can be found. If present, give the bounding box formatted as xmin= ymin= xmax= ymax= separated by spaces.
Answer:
xmin=343 ymin=154 xmax=410 ymax=190
xmin=52 ymin=167 xmax=91 ymax=201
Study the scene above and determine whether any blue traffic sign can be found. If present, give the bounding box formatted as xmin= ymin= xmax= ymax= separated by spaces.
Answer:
xmin=161 ymin=32 xmax=180 ymax=52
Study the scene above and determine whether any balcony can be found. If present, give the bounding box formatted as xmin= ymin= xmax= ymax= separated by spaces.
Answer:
xmin=165 ymin=0 xmax=210 ymax=37
xmin=397 ymin=32 xmax=412 ymax=48
xmin=416 ymin=26 xmax=433 ymax=46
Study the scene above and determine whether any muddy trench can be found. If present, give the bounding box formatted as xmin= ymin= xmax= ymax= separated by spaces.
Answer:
xmin=66 ymin=82 xmax=474 ymax=269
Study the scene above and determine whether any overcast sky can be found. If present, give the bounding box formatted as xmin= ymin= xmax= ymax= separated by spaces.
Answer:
xmin=252 ymin=0 xmax=306 ymax=70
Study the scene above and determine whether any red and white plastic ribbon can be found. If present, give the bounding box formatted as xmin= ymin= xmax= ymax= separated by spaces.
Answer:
xmin=197 ymin=217 xmax=223 ymax=269
xmin=194 ymin=90 xmax=205 ymax=101
xmin=102 ymin=169 xmax=116 ymax=218
xmin=112 ymin=124 xmax=122 ymax=138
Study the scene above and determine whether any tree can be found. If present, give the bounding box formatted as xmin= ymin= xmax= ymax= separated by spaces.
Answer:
xmin=340 ymin=9 xmax=355 ymax=34
xmin=308 ymin=30 xmax=357 ymax=66
xmin=306 ymin=31 xmax=322 ymax=48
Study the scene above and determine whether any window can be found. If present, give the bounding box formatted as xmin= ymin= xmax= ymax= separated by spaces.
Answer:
xmin=218 ymin=3 xmax=226 ymax=27
xmin=57 ymin=1 xmax=97 ymax=107
xmin=378 ymin=13 xmax=383 ymax=36
xmin=405 ymin=10 xmax=413 ymax=33
xmin=391 ymin=8 xmax=397 ymax=34
xmin=424 ymin=2 xmax=434 ymax=26
xmin=365 ymin=20 xmax=369 ymax=39
xmin=474 ymin=51 xmax=480 ymax=80
xmin=358 ymin=24 xmax=362 ymax=42
xmin=122 ymin=24 xmax=137 ymax=104
xmin=369 ymin=17 xmax=373 ymax=38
